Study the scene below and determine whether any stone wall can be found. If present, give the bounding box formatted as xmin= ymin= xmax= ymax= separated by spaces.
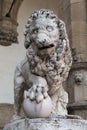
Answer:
xmin=70 ymin=0 xmax=87 ymax=62
xmin=57 ymin=0 xmax=87 ymax=119
xmin=57 ymin=0 xmax=71 ymax=35
xmin=68 ymin=0 xmax=87 ymax=119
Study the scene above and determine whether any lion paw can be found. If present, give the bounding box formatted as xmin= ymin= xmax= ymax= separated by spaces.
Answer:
xmin=24 ymin=85 xmax=48 ymax=103
xmin=10 ymin=114 xmax=22 ymax=122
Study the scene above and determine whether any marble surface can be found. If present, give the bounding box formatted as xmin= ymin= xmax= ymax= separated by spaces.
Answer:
xmin=3 ymin=117 xmax=87 ymax=130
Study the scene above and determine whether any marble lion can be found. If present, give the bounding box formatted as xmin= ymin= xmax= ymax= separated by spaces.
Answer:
xmin=13 ymin=9 xmax=72 ymax=120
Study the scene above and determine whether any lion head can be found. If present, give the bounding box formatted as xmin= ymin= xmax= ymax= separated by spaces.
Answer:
xmin=24 ymin=9 xmax=72 ymax=95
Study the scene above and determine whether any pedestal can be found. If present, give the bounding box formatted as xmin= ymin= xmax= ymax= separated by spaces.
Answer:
xmin=3 ymin=117 xmax=87 ymax=130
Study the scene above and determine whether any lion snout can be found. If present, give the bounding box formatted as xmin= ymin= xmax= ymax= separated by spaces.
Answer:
xmin=36 ymin=32 xmax=50 ymax=47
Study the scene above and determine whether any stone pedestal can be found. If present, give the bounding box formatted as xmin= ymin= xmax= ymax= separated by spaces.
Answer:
xmin=0 ymin=0 xmax=23 ymax=45
xmin=3 ymin=118 xmax=87 ymax=130
xmin=67 ymin=62 xmax=87 ymax=119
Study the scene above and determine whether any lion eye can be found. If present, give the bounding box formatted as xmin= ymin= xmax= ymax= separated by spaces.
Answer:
xmin=33 ymin=28 xmax=38 ymax=34
xmin=46 ymin=26 xmax=53 ymax=32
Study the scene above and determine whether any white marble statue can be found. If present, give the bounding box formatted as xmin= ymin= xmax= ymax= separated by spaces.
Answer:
xmin=13 ymin=9 xmax=72 ymax=120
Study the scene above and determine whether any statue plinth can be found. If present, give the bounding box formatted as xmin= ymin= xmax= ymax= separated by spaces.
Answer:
xmin=3 ymin=118 xmax=87 ymax=130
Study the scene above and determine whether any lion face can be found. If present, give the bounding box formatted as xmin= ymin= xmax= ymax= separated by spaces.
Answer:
xmin=29 ymin=17 xmax=59 ymax=56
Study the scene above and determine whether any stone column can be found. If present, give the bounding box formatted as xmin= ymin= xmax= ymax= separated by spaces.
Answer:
xmin=57 ymin=0 xmax=71 ymax=35
xmin=70 ymin=0 xmax=87 ymax=62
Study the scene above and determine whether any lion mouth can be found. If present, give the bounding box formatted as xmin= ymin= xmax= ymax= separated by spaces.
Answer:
xmin=38 ymin=44 xmax=54 ymax=50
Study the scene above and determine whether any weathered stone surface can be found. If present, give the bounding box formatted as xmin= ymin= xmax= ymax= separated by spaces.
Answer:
xmin=3 ymin=118 xmax=87 ymax=130
xmin=71 ymin=1 xmax=87 ymax=21
xmin=57 ymin=0 xmax=71 ymax=32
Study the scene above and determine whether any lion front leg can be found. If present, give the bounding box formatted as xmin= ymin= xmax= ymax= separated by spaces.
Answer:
xmin=13 ymin=86 xmax=22 ymax=120
xmin=12 ymin=66 xmax=25 ymax=120
xmin=12 ymin=83 xmax=26 ymax=121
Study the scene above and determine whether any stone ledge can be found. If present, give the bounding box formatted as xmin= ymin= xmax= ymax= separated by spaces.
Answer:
xmin=71 ymin=62 xmax=87 ymax=70
xmin=68 ymin=101 xmax=87 ymax=110
xmin=3 ymin=118 xmax=87 ymax=130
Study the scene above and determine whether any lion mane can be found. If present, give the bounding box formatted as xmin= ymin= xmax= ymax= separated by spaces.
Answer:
xmin=24 ymin=9 xmax=72 ymax=95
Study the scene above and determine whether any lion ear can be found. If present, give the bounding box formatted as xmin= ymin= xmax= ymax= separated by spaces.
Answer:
xmin=24 ymin=41 xmax=31 ymax=49
xmin=24 ymin=33 xmax=31 ymax=49
xmin=57 ymin=19 xmax=65 ymax=28
xmin=24 ymin=26 xmax=31 ymax=49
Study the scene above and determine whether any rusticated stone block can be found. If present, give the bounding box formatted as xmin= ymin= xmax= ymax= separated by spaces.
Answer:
xmin=3 ymin=118 xmax=87 ymax=130
xmin=71 ymin=34 xmax=87 ymax=57
xmin=71 ymin=1 xmax=87 ymax=21
xmin=71 ymin=0 xmax=85 ymax=4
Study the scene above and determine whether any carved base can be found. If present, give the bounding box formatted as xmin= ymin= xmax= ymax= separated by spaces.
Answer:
xmin=3 ymin=117 xmax=87 ymax=130
xmin=0 ymin=17 xmax=18 ymax=46
xmin=0 ymin=31 xmax=18 ymax=46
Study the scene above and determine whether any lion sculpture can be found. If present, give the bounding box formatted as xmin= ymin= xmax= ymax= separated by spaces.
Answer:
xmin=13 ymin=9 xmax=72 ymax=119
